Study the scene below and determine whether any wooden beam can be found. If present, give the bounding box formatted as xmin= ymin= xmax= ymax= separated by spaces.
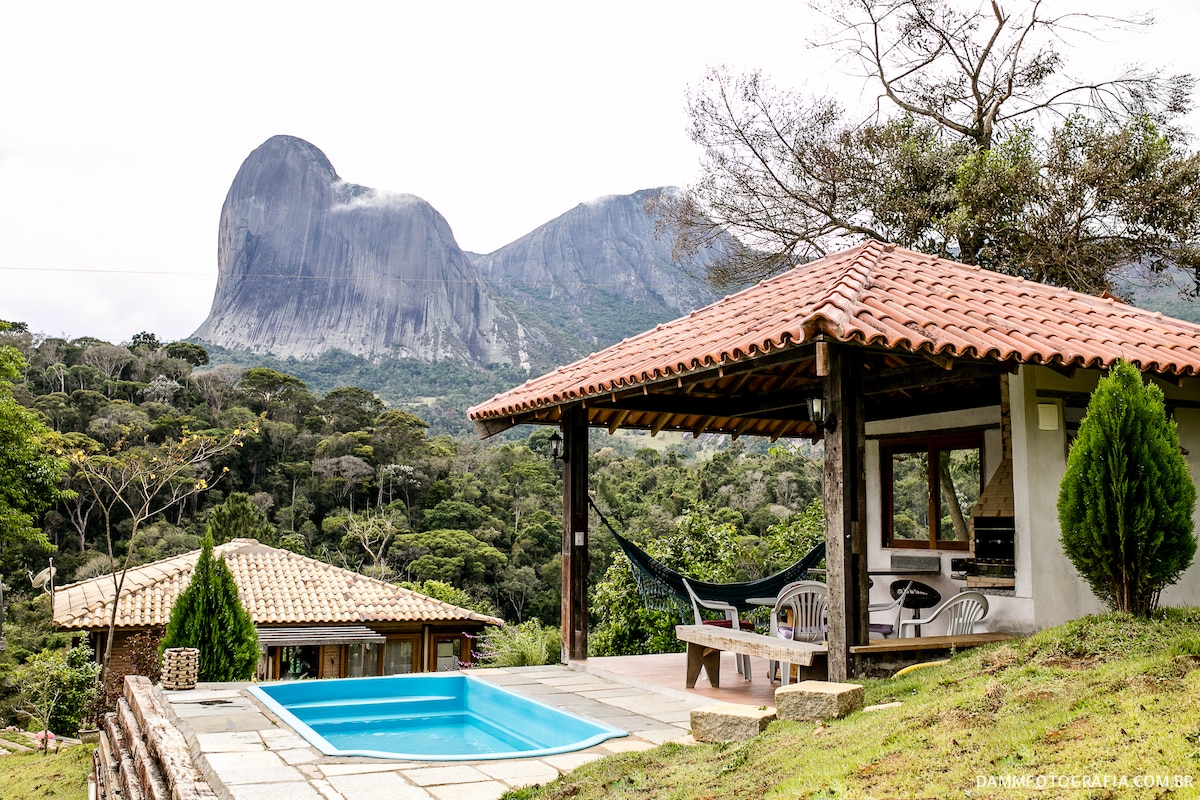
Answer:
xmin=816 ymin=339 xmax=831 ymax=376
xmin=606 ymin=408 xmax=631 ymax=434
xmin=560 ymin=407 xmax=589 ymax=663
xmin=822 ymin=343 xmax=869 ymax=682
xmin=608 ymin=386 xmax=820 ymax=419
xmin=862 ymin=361 xmax=1002 ymax=395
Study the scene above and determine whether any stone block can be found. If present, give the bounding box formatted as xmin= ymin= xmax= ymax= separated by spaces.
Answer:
xmin=690 ymin=703 xmax=776 ymax=743
xmin=775 ymin=680 xmax=864 ymax=721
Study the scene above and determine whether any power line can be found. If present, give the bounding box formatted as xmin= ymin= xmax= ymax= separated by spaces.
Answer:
xmin=0 ymin=264 xmax=678 ymax=291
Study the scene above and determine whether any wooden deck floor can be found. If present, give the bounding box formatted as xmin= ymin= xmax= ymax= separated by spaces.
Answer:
xmin=575 ymin=651 xmax=780 ymax=707
xmin=574 ymin=632 xmax=1017 ymax=707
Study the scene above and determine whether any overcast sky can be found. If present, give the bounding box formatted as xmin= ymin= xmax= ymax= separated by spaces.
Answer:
xmin=3 ymin=1 xmax=1199 ymax=344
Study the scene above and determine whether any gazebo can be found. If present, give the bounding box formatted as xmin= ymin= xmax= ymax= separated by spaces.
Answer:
xmin=468 ymin=240 xmax=1200 ymax=680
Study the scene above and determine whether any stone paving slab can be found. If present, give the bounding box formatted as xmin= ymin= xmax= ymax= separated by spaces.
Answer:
xmin=326 ymin=771 xmax=432 ymax=800
xmin=162 ymin=665 xmax=708 ymax=800
xmin=426 ymin=781 xmax=507 ymax=800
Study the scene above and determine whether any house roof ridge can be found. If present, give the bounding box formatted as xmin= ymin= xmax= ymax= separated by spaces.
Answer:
xmin=802 ymin=240 xmax=888 ymax=338
xmin=54 ymin=537 xmax=505 ymax=629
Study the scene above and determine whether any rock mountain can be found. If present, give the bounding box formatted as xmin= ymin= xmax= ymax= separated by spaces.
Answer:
xmin=192 ymin=135 xmax=718 ymax=372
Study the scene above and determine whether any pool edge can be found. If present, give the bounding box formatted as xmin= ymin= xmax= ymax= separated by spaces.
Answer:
xmin=246 ymin=673 xmax=628 ymax=762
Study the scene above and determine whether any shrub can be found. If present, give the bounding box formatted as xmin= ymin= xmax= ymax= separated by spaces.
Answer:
xmin=14 ymin=643 xmax=100 ymax=740
xmin=160 ymin=531 xmax=259 ymax=681
xmin=1058 ymin=360 xmax=1197 ymax=616
xmin=473 ymin=620 xmax=561 ymax=667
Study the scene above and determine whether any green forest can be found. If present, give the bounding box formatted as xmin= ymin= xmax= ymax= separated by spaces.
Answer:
xmin=0 ymin=322 xmax=828 ymax=728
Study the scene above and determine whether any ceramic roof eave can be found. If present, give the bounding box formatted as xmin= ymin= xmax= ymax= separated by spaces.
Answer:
xmin=469 ymin=241 xmax=1200 ymax=437
xmin=53 ymin=539 xmax=504 ymax=630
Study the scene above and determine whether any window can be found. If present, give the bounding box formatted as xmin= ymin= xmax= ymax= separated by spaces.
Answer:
xmin=432 ymin=635 xmax=465 ymax=671
xmin=882 ymin=434 xmax=981 ymax=550
xmin=276 ymin=645 xmax=319 ymax=680
xmin=382 ymin=637 xmax=418 ymax=675
xmin=346 ymin=642 xmax=381 ymax=677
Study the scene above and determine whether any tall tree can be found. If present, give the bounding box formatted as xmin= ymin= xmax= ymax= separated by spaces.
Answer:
xmin=67 ymin=426 xmax=252 ymax=685
xmin=1058 ymin=361 xmax=1197 ymax=615
xmin=0 ymin=327 xmax=67 ymax=575
xmin=160 ymin=531 xmax=260 ymax=681
xmin=658 ymin=0 xmax=1200 ymax=293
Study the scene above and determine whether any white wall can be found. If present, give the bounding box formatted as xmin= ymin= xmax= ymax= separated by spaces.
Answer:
xmin=1155 ymin=406 xmax=1200 ymax=608
xmin=1012 ymin=366 xmax=1200 ymax=626
xmin=862 ymin=364 xmax=1200 ymax=635
xmin=864 ymin=405 xmax=1028 ymax=632
xmin=1009 ymin=367 xmax=1104 ymax=629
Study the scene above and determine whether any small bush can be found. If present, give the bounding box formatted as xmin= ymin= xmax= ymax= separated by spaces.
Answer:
xmin=473 ymin=621 xmax=561 ymax=667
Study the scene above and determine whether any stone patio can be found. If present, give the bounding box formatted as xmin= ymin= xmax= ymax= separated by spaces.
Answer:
xmin=160 ymin=663 xmax=730 ymax=800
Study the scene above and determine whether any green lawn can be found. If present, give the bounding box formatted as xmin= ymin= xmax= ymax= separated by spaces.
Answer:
xmin=505 ymin=610 xmax=1200 ymax=799
xmin=0 ymin=742 xmax=94 ymax=800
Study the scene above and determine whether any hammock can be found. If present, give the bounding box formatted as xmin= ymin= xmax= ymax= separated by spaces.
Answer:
xmin=590 ymin=498 xmax=827 ymax=614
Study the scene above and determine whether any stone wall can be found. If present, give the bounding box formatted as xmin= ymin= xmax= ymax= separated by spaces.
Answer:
xmin=96 ymin=676 xmax=217 ymax=800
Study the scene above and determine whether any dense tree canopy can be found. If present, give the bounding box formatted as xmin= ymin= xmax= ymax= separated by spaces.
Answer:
xmin=0 ymin=326 xmax=67 ymax=573
xmin=0 ymin=327 xmax=826 ymax=656
xmin=658 ymin=0 xmax=1200 ymax=295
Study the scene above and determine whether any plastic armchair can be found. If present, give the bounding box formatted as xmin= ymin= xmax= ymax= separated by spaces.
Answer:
xmin=868 ymin=580 xmax=913 ymax=638
xmin=682 ymin=577 xmax=753 ymax=679
xmin=768 ymin=580 xmax=827 ymax=685
xmin=898 ymin=591 xmax=989 ymax=638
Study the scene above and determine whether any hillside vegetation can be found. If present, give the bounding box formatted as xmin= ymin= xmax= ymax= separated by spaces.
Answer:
xmin=507 ymin=610 xmax=1200 ymax=800
xmin=0 ymin=323 xmax=823 ymax=629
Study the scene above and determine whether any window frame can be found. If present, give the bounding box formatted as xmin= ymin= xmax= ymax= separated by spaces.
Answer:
xmin=429 ymin=633 xmax=470 ymax=672
xmin=382 ymin=635 xmax=420 ymax=675
xmin=881 ymin=432 xmax=983 ymax=551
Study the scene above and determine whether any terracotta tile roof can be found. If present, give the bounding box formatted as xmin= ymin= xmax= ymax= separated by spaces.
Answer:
xmin=469 ymin=241 xmax=1200 ymax=431
xmin=53 ymin=539 xmax=502 ymax=630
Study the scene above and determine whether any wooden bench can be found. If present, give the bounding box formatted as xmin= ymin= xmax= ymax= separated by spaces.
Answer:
xmin=675 ymin=624 xmax=827 ymax=688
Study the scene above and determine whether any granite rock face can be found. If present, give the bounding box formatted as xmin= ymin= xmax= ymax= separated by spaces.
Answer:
xmin=192 ymin=135 xmax=548 ymax=365
xmin=471 ymin=188 xmax=718 ymax=349
xmin=193 ymin=136 xmax=719 ymax=368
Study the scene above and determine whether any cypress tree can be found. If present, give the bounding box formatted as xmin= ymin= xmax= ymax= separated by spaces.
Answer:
xmin=1058 ymin=360 xmax=1197 ymax=616
xmin=161 ymin=531 xmax=260 ymax=681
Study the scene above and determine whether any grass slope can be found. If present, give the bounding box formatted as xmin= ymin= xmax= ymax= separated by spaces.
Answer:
xmin=507 ymin=610 xmax=1200 ymax=799
xmin=0 ymin=744 xmax=94 ymax=799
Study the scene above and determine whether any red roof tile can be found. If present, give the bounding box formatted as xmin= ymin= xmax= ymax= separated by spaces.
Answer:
xmin=54 ymin=539 xmax=502 ymax=630
xmin=469 ymin=241 xmax=1200 ymax=430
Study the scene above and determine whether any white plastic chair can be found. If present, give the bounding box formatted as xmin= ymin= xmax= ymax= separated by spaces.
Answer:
xmin=768 ymin=580 xmax=827 ymax=685
xmin=682 ymin=577 xmax=753 ymax=679
xmin=897 ymin=591 xmax=989 ymax=638
xmin=868 ymin=580 xmax=913 ymax=638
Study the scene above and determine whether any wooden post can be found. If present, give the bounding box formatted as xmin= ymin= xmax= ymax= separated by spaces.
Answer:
xmin=560 ymin=406 xmax=589 ymax=662
xmin=822 ymin=343 xmax=869 ymax=681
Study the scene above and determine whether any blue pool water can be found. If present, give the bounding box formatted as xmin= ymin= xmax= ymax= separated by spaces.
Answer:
xmin=248 ymin=673 xmax=627 ymax=760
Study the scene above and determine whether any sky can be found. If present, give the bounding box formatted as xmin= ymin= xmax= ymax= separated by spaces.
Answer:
xmin=3 ymin=1 xmax=1200 ymax=345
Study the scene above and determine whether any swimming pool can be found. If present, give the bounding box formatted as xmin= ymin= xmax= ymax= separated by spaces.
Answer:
xmin=248 ymin=672 xmax=627 ymax=760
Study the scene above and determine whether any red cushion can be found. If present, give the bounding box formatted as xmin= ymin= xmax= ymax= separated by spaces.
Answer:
xmin=702 ymin=619 xmax=755 ymax=631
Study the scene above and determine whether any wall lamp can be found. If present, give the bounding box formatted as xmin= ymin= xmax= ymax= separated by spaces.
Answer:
xmin=807 ymin=396 xmax=837 ymax=434
xmin=548 ymin=431 xmax=564 ymax=460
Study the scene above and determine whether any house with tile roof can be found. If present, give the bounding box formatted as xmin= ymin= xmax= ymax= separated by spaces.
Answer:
xmin=469 ymin=240 xmax=1200 ymax=680
xmin=53 ymin=538 xmax=502 ymax=681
